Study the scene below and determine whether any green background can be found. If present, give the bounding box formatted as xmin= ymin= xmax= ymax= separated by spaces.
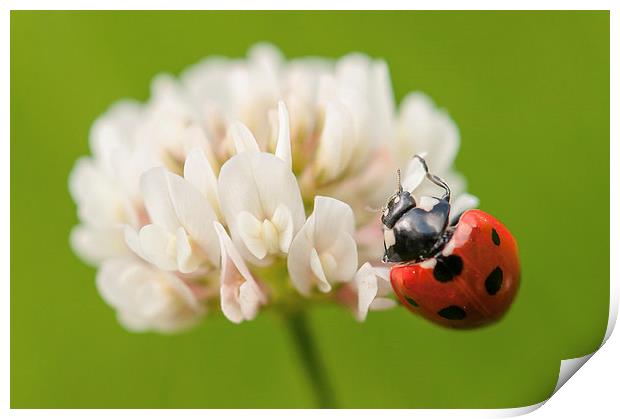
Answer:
xmin=11 ymin=11 xmax=610 ymax=408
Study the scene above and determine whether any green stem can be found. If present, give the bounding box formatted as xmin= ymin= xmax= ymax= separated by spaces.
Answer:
xmin=285 ymin=310 xmax=337 ymax=409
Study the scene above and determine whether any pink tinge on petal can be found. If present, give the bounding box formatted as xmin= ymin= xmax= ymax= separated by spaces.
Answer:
xmin=133 ymin=201 xmax=151 ymax=228
xmin=335 ymin=282 xmax=358 ymax=315
xmin=355 ymin=215 xmax=383 ymax=247
xmin=214 ymin=221 xmax=267 ymax=323
xmin=179 ymin=277 xmax=217 ymax=302
xmin=355 ymin=215 xmax=385 ymax=264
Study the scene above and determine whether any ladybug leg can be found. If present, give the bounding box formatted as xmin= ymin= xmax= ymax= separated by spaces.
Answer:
xmin=413 ymin=154 xmax=451 ymax=202
xmin=428 ymin=226 xmax=456 ymax=257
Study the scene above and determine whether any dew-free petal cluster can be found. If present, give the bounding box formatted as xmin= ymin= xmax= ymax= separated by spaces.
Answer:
xmin=96 ymin=258 xmax=204 ymax=332
xmin=124 ymin=165 xmax=220 ymax=274
xmin=218 ymin=151 xmax=305 ymax=264
xmin=288 ymin=196 xmax=358 ymax=295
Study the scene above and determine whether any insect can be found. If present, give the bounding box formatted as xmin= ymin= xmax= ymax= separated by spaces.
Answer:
xmin=381 ymin=155 xmax=520 ymax=329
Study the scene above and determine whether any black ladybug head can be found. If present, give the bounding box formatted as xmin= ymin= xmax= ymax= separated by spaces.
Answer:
xmin=381 ymin=172 xmax=417 ymax=229
xmin=381 ymin=155 xmax=453 ymax=263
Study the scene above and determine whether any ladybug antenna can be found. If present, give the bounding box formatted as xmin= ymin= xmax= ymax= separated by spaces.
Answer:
xmin=413 ymin=154 xmax=451 ymax=202
xmin=371 ymin=169 xmax=405 ymax=214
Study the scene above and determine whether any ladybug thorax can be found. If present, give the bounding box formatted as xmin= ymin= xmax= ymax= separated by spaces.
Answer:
xmin=382 ymin=193 xmax=452 ymax=263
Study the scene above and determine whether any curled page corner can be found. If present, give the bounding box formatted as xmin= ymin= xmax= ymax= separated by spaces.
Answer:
xmin=496 ymin=274 xmax=618 ymax=417
xmin=505 ymin=350 xmax=598 ymax=416
xmin=492 ymin=401 xmax=545 ymax=417
xmin=547 ymin=269 xmax=618 ymax=398
xmin=553 ymin=353 xmax=595 ymax=394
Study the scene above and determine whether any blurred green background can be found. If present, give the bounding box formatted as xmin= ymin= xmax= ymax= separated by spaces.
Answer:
xmin=11 ymin=11 xmax=609 ymax=408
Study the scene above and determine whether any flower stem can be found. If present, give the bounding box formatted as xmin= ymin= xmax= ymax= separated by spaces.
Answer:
xmin=285 ymin=309 xmax=337 ymax=408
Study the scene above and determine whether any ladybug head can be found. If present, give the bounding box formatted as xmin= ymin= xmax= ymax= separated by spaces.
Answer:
xmin=381 ymin=155 xmax=452 ymax=263
xmin=380 ymin=170 xmax=416 ymax=229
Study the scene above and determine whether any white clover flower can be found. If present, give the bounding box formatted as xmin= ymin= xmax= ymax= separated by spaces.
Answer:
xmin=288 ymin=196 xmax=358 ymax=295
xmin=217 ymin=108 xmax=305 ymax=266
xmin=353 ymin=263 xmax=397 ymax=321
xmin=69 ymin=102 xmax=148 ymax=264
xmin=213 ymin=222 xmax=267 ymax=323
xmin=70 ymin=43 xmax=477 ymax=332
xmin=96 ymin=258 xmax=204 ymax=332
xmin=123 ymin=162 xmax=220 ymax=275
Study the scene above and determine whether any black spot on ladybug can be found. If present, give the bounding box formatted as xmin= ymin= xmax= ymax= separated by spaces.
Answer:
xmin=485 ymin=266 xmax=503 ymax=295
xmin=437 ymin=305 xmax=466 ymax=320
xmin=433 ymin=255 xmax=463 ymax=282
xmin=404 ymin=296 xmax=418 ymax=307
xmin=492 ymin=228 xmax=501 ymax=246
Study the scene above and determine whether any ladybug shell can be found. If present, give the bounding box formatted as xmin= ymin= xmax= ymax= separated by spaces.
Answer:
xmin=390 ymin=209 xmax=520 ymax=329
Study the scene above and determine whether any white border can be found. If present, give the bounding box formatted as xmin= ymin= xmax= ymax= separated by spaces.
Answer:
xmin=2 ymin=2 xmax=617 ymax=418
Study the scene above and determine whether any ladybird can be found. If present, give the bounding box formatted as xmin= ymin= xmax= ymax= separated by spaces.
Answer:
xmin=381 ymin=155 xmax=520 ymax=329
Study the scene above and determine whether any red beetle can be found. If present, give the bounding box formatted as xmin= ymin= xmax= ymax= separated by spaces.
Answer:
xmin=381 ymin=155 xmax=520 ymax=329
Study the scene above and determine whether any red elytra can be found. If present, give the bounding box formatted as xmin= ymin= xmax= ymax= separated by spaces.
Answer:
xmin=390 ymin=209 xmax=520 ymax=329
